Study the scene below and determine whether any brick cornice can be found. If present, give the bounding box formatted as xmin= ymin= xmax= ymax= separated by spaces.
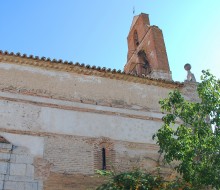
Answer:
xmin=0 ymin=50 xmax=183 ymax=88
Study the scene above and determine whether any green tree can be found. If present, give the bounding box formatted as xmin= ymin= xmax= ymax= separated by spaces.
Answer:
xmin=154 ymin=70 xmax=220 ymax=189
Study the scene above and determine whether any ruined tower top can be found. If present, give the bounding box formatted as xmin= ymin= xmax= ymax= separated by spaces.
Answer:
xmin=124 ymin=13 xmax=172 ymax=80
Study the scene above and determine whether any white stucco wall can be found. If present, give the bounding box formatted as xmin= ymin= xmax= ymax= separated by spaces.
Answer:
xmin=0 ymin=132 xmax=44 ymax=156
xmin=0 ymin=92 xmax=163 ymax=144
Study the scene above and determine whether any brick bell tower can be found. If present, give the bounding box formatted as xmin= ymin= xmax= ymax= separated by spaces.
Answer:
xmin=124 ymin=13 xmax=172 ymax=80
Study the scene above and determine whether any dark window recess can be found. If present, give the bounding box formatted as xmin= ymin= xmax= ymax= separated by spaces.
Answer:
xmin=134 ymin=30 xmax=139 ymax=46
xmin=102 ymin=148 xmax=106 ymax=170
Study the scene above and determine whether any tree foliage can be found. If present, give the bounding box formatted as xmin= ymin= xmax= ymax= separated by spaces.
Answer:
xmin=154 ymin=70 xmax=220 ymax=189
xmin=96 ymin=169 xmax=164 ymax=190
xmin=96 ymin=169 xmax=193 ymax=190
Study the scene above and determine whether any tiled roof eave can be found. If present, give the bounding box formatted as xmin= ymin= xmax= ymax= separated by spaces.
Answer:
xmin=0 ymin=50 xmax=184 ymax=89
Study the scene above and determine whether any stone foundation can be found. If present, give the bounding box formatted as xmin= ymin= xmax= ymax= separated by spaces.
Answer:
xmin=0 ymin=142 xmax=43 ymax=190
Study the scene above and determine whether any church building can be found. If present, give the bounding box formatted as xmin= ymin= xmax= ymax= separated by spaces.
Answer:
xmin=0 ymin=13 xmax=197 ymax=190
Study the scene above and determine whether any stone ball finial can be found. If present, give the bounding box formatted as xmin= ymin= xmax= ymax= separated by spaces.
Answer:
xmin=184 ymin=63 xmax=196 ymax=82
xmin=184 ymin=63 xmax=191 ymax=71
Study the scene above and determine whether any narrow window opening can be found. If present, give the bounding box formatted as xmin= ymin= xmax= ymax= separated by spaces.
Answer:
xmin=102 ymin=148 xmax=106 ymax=170
xmin=134 ymin=30 xmax=139 ymax=47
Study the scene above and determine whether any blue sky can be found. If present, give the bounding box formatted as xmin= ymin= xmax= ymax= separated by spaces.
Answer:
xmin=1 ymin=0 xmax=220 ymax=82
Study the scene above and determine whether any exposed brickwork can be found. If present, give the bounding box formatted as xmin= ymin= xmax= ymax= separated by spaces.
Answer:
xmin=42 ymin=136 xmax=172 ymax=189
xmin=44 ymin=172 xmax=105 ymax=190
xmin=127 ymin=14 xmax=150 ymax=60
xmin=0 ymin=131 xmax=194 ymax=189
xmin=44 ymin=136 xmax=94 ymax=174
xmin=94 ymin=137 xmax=116 ymax=171
xmin=34 ymin=157 xmax=53 ymax=180
xmin=113 ymin=141 xmax=160 ymax=172
xmin=150 ymin=26 xmax=170 ymax=71
xmin=125 ymin=13 xmax=171 ymax=80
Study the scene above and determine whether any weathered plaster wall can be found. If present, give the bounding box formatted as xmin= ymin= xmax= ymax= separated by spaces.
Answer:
xmin=0 ymin=91 xmax=164 ymax=144
xmin=42 ymin=135 xmax=162 ymax=190
xmin=0 ymin=134 xmax=164 ymax=190
xmin=0 ymin=62 xmax=175 ymax=111
xmin=0 ymin=60 xmax=198 ymax=189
